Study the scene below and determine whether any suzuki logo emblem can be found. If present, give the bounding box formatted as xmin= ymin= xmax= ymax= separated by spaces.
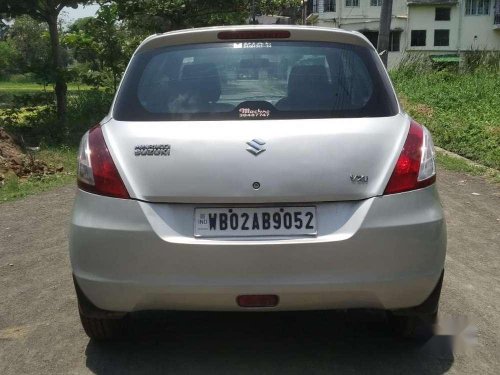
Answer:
xmin=246 ymin=139 xmax=266 ymax=156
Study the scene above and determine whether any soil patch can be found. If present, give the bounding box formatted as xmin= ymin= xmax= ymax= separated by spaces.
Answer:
xmin=0 ymin=127 xmax=62 ymax=185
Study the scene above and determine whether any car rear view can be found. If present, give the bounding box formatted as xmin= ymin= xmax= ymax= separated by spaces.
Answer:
xmin=69 ymin=26 xmax=446 ymax=340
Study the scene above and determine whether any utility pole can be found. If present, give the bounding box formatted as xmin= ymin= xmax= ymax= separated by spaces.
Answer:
xmin=302 ymin=0 xmax=308 ymax=25
xmin=377 ymin=0 xmax=393 ymax=68
xmin=251 ymin=0 xmax=256 ymax=24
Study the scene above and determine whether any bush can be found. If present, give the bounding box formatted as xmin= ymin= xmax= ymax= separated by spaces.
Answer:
xmin=0 ymin=89 xmax=113 ymax=147
xmin=66 ymin=90 xmax=114 ymax=144
xmin=462 ymin=50 xmax=500 ymax=73
xmin=5 ymin=73 xmax=38 ymax=83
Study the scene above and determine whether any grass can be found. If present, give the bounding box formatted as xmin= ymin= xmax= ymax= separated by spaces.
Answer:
xmin=436 ymin=150 xmax=500 ymax=184
xmin=0 ymin=81 xmax=93 ymax=92
xmin=0 ymin=147 xmax=76 ymax=203
xmin=391 ymin=69 xmax=500 ymax=170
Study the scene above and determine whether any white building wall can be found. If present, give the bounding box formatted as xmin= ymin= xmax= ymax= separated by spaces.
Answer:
xmin=315 ymin=0 xmax=409 ymax=69
xmin=407 ymin=2 xmax=500 ymax=52
xmin=407 ymin=5 xmax=461 ymax=51
xmin=312 ymin=0 xmax=499 ymax=68
xmin=316 ymin=0 xmax=408 ymax=22
xmin=459 ymin=1 xmax=500 ymax=50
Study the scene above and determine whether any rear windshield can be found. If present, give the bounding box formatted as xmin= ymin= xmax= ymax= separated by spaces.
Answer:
xmin=113 ymin=41 xmax=398 ymax=121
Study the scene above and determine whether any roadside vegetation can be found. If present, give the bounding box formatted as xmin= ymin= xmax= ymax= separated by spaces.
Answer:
xmin=391 ymin=52 xmax=500 ymax=171
xmin=0 ymin=146 xmax=76 ymax=202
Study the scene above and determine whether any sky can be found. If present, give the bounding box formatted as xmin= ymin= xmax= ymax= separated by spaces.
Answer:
xmin=61 ymin=3 xmax=100 ymax=23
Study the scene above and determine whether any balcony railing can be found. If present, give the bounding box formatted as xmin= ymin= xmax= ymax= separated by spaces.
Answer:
xmin=308 ymin=0 xmax=336 ymax=13
xmin=307 ymin=0 xmax=319 ymax=13
xmin=324 ymin=1 xmax=337 ymax=12
xmin=495 ymin=1 xmax=500 ymax=25
xmin=495 ymin=13 xmax=500 ymax=25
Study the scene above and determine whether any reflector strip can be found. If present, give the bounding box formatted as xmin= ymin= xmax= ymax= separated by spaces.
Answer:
xmin=237 ymin=295 xmax=279 ymax=308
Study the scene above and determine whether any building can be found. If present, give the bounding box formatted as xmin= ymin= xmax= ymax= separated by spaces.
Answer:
xmin=307 ymin=0 xmax=500 ymax=68
xmin=407 ymin=0 xmax=499 ymax=52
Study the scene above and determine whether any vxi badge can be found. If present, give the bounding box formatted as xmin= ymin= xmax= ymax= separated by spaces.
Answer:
xmin=350 ymin=174 xmax=369 ymax=183
xmin=134 ymin=145 xmax=171 ymax=156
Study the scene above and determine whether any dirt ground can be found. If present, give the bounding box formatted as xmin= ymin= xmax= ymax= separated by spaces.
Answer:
xmin=0 ymin=128 xmax=60 ymax=185
xmin=0 ymin=168 xmax=499 ymax=374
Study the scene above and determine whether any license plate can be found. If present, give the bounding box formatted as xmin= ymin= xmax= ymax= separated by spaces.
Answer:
xmin=194 ymin=206 xmax=317 ymax=238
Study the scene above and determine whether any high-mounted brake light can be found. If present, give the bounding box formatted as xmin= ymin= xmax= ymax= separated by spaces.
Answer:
xmin=384 ymin=120 xmax=436 ymax=195
xmin=77 ymin=126 xmax=129 ymax=199
xmin=217 ymin=30 xmax=291 ymax=40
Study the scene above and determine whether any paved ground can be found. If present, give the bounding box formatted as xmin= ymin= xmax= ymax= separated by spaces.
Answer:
xmin=0 ymin=168 xmax=499 ymax=374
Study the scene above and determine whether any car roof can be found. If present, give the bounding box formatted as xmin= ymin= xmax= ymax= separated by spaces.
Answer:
xmin=135 ymin=25 xmax=374 ymax=55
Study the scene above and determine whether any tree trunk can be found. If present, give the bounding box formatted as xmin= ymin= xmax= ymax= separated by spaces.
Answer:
xmin=47 ymin=12 xmax=67 ymax=124
xmin=377 ymin=0 xmax=393 ymax=68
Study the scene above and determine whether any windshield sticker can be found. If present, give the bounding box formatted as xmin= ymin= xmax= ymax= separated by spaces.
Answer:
xmin=233 ymin=42 xmax=272 ymax=49
xmin=239 ymin=108 xmax=271 ymax=119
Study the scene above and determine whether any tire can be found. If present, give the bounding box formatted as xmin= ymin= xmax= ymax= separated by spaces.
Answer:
xmin=73 ymin=276 xmax=128 ymax=341
xmin=79 ymin=312 xmax=128 ymax=341
xmin=388 ymin=270 xmax=444 ymax=340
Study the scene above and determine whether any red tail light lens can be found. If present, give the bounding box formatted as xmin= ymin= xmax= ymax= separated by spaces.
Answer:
xmin=384 ymin=120 xmax=436 ymax=195
xmin=77 ymin=126 xmax=129 ymax=199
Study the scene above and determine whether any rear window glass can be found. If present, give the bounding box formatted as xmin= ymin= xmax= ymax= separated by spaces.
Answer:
xmin=113 ymin=41 xmax=398 ymax=121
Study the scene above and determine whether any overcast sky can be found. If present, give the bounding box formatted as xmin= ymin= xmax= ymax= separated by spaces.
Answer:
xmin=61 ymin=3 xmax=100 ymax=23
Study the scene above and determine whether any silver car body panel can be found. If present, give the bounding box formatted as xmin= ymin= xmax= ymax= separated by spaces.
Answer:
xmin=103 ymin=115 xmax=409 ymax=203
xmin=70 ymin=185 xmax=446 ymax=312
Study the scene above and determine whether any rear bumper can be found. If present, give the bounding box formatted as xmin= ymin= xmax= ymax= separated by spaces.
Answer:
xmin=70 ymin=186 xmax=446 ymax=312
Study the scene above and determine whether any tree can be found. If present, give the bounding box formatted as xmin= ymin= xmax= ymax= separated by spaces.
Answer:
xmin=109 ymin=0 xmax=249 ymax=34
xmin=0 ymin=0 xmax=91 ymax=123
xmin=108 ymin=0 xmax=303 ymax=34
xmin=64 ymin=4 xmax=127 ymax=91
xmin=4 ymin=15 xmax=52 ymax=83
xmin=0 ymin=40 xmax=17 ymax=78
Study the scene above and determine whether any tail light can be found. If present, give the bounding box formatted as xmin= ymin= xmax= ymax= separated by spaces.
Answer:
xmin=77 ymin=126 xmax=130 ymax=199
xmin=217 ymin=30 xmax=291 ymax=39
xmin=384 ymin=120 xmax=436 ymax=195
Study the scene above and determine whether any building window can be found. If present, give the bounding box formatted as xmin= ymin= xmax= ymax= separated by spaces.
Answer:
xmin=435 ymin=7 xmax=451 ymax=20
xmin=390 ymin=31 xmax=401 ymax=52
xmin=411 ymin=30 xmax=426 ymax=46
xmin=361 ymin=31 xmax=379 ymax=48
xmin=360 ymin=31 xmax=401 ymax=52
xmin=465 ymin=0 xmax=490 ymax=15
xmin=346 ymin=0 xmax=360 ymax=7
xmin=324 ymin=0 xmax=336 ymax=12
xmin=434 ymin=29 xmax=450 ymax=46
xmin=370 ymin=0 xmax=382 ymax=5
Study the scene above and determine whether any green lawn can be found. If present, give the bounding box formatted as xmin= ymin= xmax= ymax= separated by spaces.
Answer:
xmin=0 ymin=81 xmax=93 ymax=92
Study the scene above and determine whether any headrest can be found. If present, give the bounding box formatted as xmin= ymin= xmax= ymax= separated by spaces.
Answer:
xmin=287 ymin=65 xmax=329 ymax=98
xmin=180 ymin=63 xmax=221 ymax=102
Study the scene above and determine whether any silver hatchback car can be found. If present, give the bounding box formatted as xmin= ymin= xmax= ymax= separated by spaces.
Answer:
xmin=70 ymin=26 xmax=446 ymax=340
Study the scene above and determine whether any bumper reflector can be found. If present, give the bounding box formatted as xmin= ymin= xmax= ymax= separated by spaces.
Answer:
xmin=237 ymin=295 xmax=279 ymax=308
